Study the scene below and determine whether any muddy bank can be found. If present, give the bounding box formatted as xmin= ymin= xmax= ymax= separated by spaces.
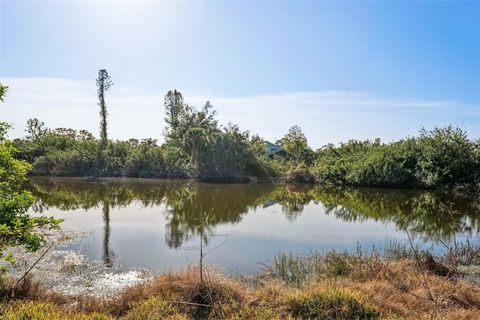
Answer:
xmin=1 ymin=229 xmax=151 ymax=299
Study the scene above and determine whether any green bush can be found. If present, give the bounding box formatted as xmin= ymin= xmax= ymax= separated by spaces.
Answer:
xmin=0 ymin=121 xmax=61 ymax=267
xmin=313 ymin=127 xmax=480 ymax=189
xmin=288 ymin=289 xmax=380 ymax=320
xmin=286 ymin=163 xmax=315 ymax=183
xmin=415 ymin=126 xmax=479 ymax=187
xmin=124 ymin=142 xmax=165 ymax=178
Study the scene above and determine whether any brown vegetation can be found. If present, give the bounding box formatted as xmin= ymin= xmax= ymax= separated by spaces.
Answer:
xmin=1 ymin=250 xmax=480 ymax=320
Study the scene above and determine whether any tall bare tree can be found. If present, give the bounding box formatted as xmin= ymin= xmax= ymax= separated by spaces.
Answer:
xmin=96 ymin=69 xmax=113 ymax=145
xmin=96 ymin=70 xmax=113 ymax=175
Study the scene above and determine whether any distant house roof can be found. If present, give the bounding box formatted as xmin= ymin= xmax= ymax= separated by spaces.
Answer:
xmin=265 ymin=141 xmax=286 ymax=157
xmin=263 ymin=199 xmax=279 ymax=208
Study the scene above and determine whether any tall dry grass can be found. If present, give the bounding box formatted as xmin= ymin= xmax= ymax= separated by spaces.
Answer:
xmin=1 ymin=243 xmax=480 ymax=319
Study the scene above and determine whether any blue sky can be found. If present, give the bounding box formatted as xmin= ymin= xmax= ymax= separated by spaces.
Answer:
xmin=0 ymin=1 xmax=479 ymax=147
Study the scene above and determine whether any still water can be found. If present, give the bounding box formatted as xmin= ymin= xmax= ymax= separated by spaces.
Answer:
xmin=29 ymin=177 xmax=480 ymax=274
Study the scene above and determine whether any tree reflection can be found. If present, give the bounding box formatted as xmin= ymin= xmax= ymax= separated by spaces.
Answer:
xmin=163 ymin=183 xmax=275 ymax=248
xmin=102 ymin=201 xmax=113 ymax=267
xmin=309 ymin=187 xmax=480 ymax=240
xmin=29 ymin=177 xmax=480 ymax=249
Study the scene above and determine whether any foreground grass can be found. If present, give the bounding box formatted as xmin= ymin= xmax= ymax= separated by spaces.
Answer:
xmin=1 ymin=247 xmax=480 ymax=320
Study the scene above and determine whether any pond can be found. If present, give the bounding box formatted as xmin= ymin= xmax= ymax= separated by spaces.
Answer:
xmin=29 ymin=177 xmax=480 ymax=275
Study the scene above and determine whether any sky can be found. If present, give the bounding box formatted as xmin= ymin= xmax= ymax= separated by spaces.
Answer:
xmin=0 ymin=1 xmax=479 ymax=148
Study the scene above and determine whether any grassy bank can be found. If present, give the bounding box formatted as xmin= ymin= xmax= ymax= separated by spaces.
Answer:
xmin=1 ymin=243 xmax=480 ymax=320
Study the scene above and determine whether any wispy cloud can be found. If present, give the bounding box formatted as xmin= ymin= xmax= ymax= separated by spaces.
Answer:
xmin=1 ymin=77 xmax=478 ymax=148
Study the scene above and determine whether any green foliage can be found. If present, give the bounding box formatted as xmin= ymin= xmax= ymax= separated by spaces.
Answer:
xmin=0 ymin=119 xmax=61 ymax=264
xmin=0 ymin=122 xmax=11 ymax=142
xmin=161 ymin=92 xmax=278 ymax=181
xmin=0 ymin=83 xmax=8 ymax=102
xmin=122 ymin=297 xmax=186 ymax=320
xmin=196 ymin=125 xmax=257 ymax=182
xmin=164 ymin=89 xmax=186 ymax=137
xmin=288 ymin=289 xmax=380 ymax=320
xmin=11 ymin=121 xmax=480 ymax=188
xmin=0 ymin=87 xmax=61 ymax=261
xmin=286 ymin=163 xmax=315 ymax=183
xmin=161 ymin=144 xmax=190 ymax=178
xmin=415 ymin=126 xmax=479 ymax=187
xmin=277 ymin=125 xmax=315 ymax=164
xmin=26 ymin=118 xmax=48 ymax=141
xmin=124 ymin=140 xmax=165 ymax=178
xmin=14 ymin=128 xmax=97 ymax=176
xmin=245 ymin=135 xmax=281 ymax=180
xmin=313 ymin=127 xmax=480 ymax=188
xmin=0 ymin=301 xmax=113 ymax=320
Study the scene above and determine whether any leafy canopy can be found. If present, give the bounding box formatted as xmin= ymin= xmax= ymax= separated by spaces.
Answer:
xmin=0 ymin=83 xmax=62 ymax=262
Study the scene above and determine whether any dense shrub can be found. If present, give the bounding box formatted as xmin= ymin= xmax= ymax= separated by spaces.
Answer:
xmin=286 ymin=163 xmax=315 ymax=183
xmin=415 ymin=127 xmax=479 ymax=187
xmin=124 ymin=142 xmax=165 ymax=178
xmin=313 ymin=127 xmax=480 ymax=189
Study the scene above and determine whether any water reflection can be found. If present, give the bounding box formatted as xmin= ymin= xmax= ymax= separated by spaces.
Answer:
xmin=309 ymin=187 xmax=479 ymax=240
xmin=102 ymin=202 xmax=113 ymax=267
xmin=29 ymin=177 xmax=480 ymax=252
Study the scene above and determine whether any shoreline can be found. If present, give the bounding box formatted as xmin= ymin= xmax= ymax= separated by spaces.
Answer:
xmin=3 ymin=226 xmax=480 ymax=293
xmin=2 ymin=235 xmax=480 ymax=319
xmin=28 ymin=175 xmax=478 ymax=193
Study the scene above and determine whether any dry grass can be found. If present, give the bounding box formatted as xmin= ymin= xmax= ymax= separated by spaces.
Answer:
xmin=349 ymin=260 xmax=480 ymax=320
xmin=110 ymin=266 xmax=246 ymax=318
xmin=1 ymin=254 xmax=480 ymax=319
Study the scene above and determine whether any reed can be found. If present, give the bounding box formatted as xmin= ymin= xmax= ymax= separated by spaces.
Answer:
xmin=1 ymin=243 xmax=480 ymax=320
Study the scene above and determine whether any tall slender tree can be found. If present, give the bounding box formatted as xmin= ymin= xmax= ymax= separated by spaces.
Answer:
xmin=96 ymin=69 xmax=113 ymax=145
xmin=96 ymin=70 xmax=113 ymax=175
xmin=164 ymin=89 xmax=184 ymax=136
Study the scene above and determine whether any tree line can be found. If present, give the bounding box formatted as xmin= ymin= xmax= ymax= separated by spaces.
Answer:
xmin=3 ymin=70 xmax=480 ymax=188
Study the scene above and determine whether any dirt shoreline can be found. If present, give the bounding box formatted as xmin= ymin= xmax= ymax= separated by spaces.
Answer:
xmin=2 ymin=229 xmax=152 ymax=299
